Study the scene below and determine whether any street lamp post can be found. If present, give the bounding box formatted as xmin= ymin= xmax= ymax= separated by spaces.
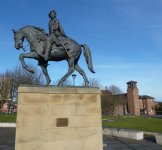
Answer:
xmin=72 ymin=74 xmax=77 ymax=86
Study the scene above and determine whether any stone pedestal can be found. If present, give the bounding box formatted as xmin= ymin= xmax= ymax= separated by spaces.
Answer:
xmin=15 ymin=86 xmax=103 ymax=150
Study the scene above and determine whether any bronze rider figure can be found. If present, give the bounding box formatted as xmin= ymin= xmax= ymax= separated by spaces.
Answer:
xmin=42 ymin=10 xmax=70 ymax=60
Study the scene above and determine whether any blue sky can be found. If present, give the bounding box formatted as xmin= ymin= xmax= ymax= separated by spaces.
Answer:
xmin=0 ymin=0 xmax=162 ymax=101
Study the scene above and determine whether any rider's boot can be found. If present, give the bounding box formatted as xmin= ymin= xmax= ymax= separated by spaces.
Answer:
xmin=37 ymin=51 xmax=44 ymax=58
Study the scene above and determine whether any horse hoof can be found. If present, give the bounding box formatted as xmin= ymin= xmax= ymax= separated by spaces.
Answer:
xmin=58 ymin=82 xmax=63 ymax=86
xmin=46 ymin=80 xmax=51 ymax=86
xmin=85 ymin=83 xmax=89 ymax=87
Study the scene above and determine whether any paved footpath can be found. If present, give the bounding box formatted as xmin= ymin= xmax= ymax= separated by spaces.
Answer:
xmin=0 ymin=128 xmax=15 ymax=150
xmin=0 ymin=127 xmax=162 ymax=150
xmin=103 ymin=135 xmax=162 ymax=150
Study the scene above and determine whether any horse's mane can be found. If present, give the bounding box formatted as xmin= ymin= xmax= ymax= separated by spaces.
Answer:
xmin=20 ymin=25 xmax=47 ymax=34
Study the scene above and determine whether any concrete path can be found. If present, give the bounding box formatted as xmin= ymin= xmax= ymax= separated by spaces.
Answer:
xmin=0 ymin=128 xmax=15 ymax=150
xmin=103 ymin=135 xmax=162 ymax=150
xmin=0 ymin=127 xmax=162 ymax=150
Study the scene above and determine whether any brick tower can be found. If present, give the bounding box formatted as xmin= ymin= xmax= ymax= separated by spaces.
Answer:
xmin=127 ymin=81 xmax=140 ymax=115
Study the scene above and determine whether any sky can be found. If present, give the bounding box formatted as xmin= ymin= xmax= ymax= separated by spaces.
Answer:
xmin=0 ymin=0 xmax=162 ymax=101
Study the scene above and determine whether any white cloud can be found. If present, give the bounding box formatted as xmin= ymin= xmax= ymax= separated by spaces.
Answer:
xmin=95 ymin=63 xmax=162 ymax=69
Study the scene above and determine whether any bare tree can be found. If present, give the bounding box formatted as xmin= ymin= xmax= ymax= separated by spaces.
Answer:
xmin=0 ymin=73 xmax=13 ymax=112
xmin=12 ymin=64 xmax=45 ymax=97
xmin=11 ymin=64 xmax=45 ymax=86
xmin=109 ymin=85 xmax=123 ymax=95
xmin=54 ymin=78 xmax=72 ymax=86
xmin=0 ymin=73 xmax=13 ymax=100
xmin=155 ymin=102 xmax=162 ymax=115
xmin=108 ymin=85 xmax=123 ymax=115
xmin=101 ymin=89 xmax=113 ymax=115
xmin=82 ymin=78 xmax=102 ymax=88
xmin=0 ymin=64 xmax=45 ymax=101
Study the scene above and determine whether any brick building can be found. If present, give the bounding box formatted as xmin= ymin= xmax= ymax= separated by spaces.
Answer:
xmin=101 ymin=81 xmax=156 ymax=116
xmin=139 ymin=95 xmax=155 ymax=115
xmin=0 ymin=99 xmax=17 ymax=113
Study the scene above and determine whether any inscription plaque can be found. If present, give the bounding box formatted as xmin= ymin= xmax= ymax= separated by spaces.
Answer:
xmin=56 ymin=118 xmax=68 ymax=127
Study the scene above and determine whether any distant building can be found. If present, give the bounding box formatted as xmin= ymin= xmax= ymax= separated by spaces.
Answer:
xmin=139 ymin=95 xmax=155 ymax=115
xmin=101 ymin=81 xmax=156 ymax=116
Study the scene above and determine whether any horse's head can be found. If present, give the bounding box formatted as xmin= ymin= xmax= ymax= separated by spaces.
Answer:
xmin=12 ymin=29 xmax=25 ymax=50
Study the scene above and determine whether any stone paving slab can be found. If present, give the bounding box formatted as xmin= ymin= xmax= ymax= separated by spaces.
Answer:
xmin=1 ymin=127 xmax=162 ymax=150
xmin=103 ymin=135 xmax=162 ymax=150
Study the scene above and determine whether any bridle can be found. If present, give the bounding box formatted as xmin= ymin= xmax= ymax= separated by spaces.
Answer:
xmin=20 ymin=34 xmax=42 ymax=52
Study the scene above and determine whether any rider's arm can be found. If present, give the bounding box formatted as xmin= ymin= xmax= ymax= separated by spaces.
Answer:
xmin=58 ymin=20 xmax=66 ymax=36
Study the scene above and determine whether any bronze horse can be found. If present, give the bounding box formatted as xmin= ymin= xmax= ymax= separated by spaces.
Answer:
xmin=13 ymin=26 xmax=95 ymax=86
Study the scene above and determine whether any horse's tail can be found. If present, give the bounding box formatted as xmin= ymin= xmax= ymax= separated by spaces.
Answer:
xmin=81 ymin=44 xmax=95 ymax=73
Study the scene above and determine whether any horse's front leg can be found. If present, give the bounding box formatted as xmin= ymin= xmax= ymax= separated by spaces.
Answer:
xmin=19 ymin=52 xmax=38 ymax=73
xmin=58 ymin=59 xmax=75 ymax=86
xmin=38 ymin=60 xmax=51 ymax=86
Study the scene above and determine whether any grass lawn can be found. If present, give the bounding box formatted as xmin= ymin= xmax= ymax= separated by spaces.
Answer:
xmin=0 ymin=113 xmax=16 ymax=123
xmin=1 ymin=113 xmax=162 ymax=133
xmin=102 ymin=116 xmax=162 ymax=133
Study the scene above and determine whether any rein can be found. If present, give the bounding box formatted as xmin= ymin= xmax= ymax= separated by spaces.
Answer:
xmin=21 ymin=33 xmax=44 ymax=52
xmin=22 ymin=44 xmax=29 ymax=52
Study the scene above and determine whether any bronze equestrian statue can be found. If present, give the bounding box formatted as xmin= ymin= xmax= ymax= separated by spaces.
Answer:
xmin=13 ymin=10 xmax=95 ymax=86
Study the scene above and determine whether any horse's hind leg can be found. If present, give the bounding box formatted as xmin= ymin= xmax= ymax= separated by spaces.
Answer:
xmin=38 ymin=60 xmax=51 ymax=85
xmin=75 ymin=64 xmax=89 ymax=86
xmin=58 ymin=59 xmax=75 ymax=86
xmin=19 ymin=52 xmax=37 ymax=73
